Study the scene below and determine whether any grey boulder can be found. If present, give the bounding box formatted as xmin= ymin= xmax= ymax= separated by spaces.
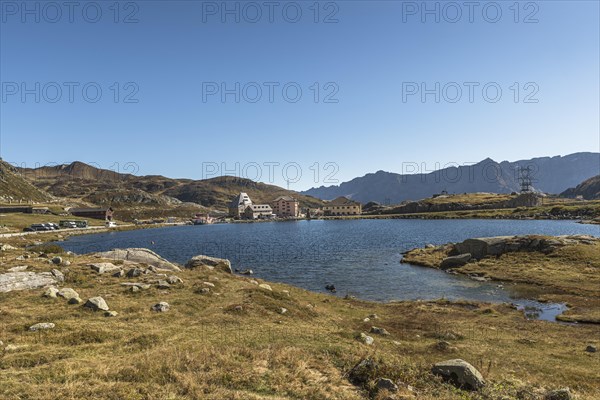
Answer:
xmin=440 ymin=253 xmax=471 ymax=270
xmin=84 ymin=296 xmax=109 ymax=311
xmin=185 ymin=255 xmax=232 ymax=274
xmin=431 ymin=359 xmax=485 ymax=391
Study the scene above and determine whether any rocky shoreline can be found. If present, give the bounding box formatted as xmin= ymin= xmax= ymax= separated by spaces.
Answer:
xmin=402 ymin=235 xmax=600 ymax=324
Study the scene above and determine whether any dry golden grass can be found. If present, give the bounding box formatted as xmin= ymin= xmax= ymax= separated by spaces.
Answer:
xmin=0 ymin=241 xmax=599 ymax=399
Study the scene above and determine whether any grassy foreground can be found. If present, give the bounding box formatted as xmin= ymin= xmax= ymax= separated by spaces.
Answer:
xmin=0 ymin=234 xmax=598 ymax=399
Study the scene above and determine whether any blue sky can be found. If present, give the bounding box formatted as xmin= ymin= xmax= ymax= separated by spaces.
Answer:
xmin=1 ymin=0 xmax=598 ymax=190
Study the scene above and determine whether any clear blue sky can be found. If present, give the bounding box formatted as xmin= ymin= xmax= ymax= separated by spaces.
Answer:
xmin=1 ymin=0 xmax=598 ymax=190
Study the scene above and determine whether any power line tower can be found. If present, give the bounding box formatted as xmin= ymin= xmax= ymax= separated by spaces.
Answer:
xmin=518 ymin=166 xmax=533 ymax=193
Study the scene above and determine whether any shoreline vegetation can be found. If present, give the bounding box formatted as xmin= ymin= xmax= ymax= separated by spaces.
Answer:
xmin=0 ymin=224 xmax=599 ymax=398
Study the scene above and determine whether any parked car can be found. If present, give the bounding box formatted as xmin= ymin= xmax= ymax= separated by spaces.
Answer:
xmin=29 ymin=224 xmax=52 ymax=231
xmin=105 ymin=221 xmax=117 ymax=228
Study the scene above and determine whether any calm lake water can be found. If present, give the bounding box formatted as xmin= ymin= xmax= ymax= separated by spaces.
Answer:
xmin=59 ymin=219 xmax=600 ymax=321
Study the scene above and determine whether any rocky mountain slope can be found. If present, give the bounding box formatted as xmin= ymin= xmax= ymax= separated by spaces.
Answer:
xmin=302 ymin=153 xmax=600 ymax=204
xmin=18 ymin=162 xmax=324 ymax=210
xmin=561 ymin=175 xmax=600 ymax=200
xmin=0 ymin=160 xmax=54 ymax=203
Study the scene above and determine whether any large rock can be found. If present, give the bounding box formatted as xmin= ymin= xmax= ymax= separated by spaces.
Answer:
xmin=431 ymin=359 xmax=485 ymax=391
xmin=84 ymin=296 xmax=109 ymax=311
xmin=0 ymin=272 xmax=58 ymax=293
xmin=96 ymin=248 xmax=180 ymax=271
xmin=440 ymin=253 xmax=471 ymax=270
xmin=57 ymin=288 xmax=80 ymax=301
xmin=185 ymin=255 xmax=232 ymax=274
xmin=454 ymin=237 xmax=511 ymax=259
xmin=89 ymin=263 xmax=121 ymax=274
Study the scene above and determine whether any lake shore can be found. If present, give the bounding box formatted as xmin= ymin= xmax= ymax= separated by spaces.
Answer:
xmin=401 ymin=235 xmax=600 ymax=324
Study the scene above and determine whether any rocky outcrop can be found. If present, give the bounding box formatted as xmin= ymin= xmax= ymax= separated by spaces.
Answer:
xmin=184 ymin=255 xmax=232 ymax=274
xmin=431 ymin=359 xmax=485 ymax=390
xmin=0 ymin=271 xmax=58 ymax=293
xmin=452 ymin=235 xmax=598 ymax=259
xmin=96 ymin=248 xmax=180 ymax=271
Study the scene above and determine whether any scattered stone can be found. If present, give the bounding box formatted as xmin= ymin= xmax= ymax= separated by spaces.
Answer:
xmin=29 ymin=322 xmax=55 ymax=331
xmin=147 ymin=266 xmax=158 ymax=273
xmin=84 ymin=296 xmax=109 ymax=311
xmin=370 ymin=326 xmax=390 ymax=336
xmin=249 ymin=280 xmax=259 ymax=285
xmin=368 ymin=314 xmax=379 ymax=319
xmin=545 ymin=388 xmax=573 ymax=400
xmin=89 ymin=262 xmax=121 ymax=274
xmin=259 ymin=283 xmax=272 ymax=291
xmin=96 ymin=248 xmax=180 ymax=271
xmin=68 ymin=297 xmax=83 ymax=305
xmin=151 ymin=302 xmax=170 ymax=312
xmin=51 ymin=269 xmax=64 ymax=282
xmin=360 ymin=333 xmax=374 ymax=345
xmin=233 ymin=305 xmax=243 ymax=312
xmin=325 ymin=284 xmax=336 ymax=292
xmin=51 ymin=257 xmax=62 ymax=265
xmin=425 ymin=244 xmax=435 ymax=249
xmin=363 ymin=318 xmax=370 ymax=322
xmin=157 ymin=280 xmax=171 ymax=289
xmin=112 ymin=270 xmax=125 ymax=278
xmin=57 ymin=288 xmax=80 ymax=301
xmin=42 ymin=286 xmax=58 ymax=299
xmin=121 ymin=282 xmax=150 ymax=290
xmin=431 ymin=359 xmax=485 ymax=391
xmin=585 ymin=345 xmax=597 ymax=353
xmin=203 ymin=282 xmax=215 ymax=287
xmin=166 ymin=275 xmax=183 ymax=284
xmin=8 ymin=266 xmax=28 ymax=272
xmin=440 ymin=253 xmax=471 ymax=270
xmin=0 ymin=244 xmax=17 ymax=251
xmin=348 ymin=357 xmax=377 ymax=386
xmin=185 ymin=254 xmax=232 ymax=273
xmin=198 ymin=287 xmax=210 ymax=294
xmin=105 ymin=311 xmax=118 ymax=317
xmin=239 ymin=269 xmax=254 ymax=275
xmin=63 ymin=260 xmax=71 ymax=267
xmin=129 ymin=286 xmax=140 ymax=293
xmin=435 ymin=341 xmax=451 ymax=351
xmin=126 ymin=268 xmax=143 ymax=278
xmin=278 ymin=307 xmax=288 ymax=314
xmin=376 ymin=378 xmax=398 ymax=392
xmin=4 ymin=344 xmax=19 ymax=352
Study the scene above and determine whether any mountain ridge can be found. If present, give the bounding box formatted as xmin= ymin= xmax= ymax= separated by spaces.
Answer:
xmin=17 ymin=162 xmax=325 ymax=210
xmin=301 ymin=152 xmax=600 ymax=204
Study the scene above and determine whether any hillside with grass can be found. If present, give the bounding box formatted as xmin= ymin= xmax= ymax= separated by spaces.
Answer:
xmin=19 ymin=162 xmax=324 ymax=211
xmin=0 ymin=160 xmax=54 ymax=203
